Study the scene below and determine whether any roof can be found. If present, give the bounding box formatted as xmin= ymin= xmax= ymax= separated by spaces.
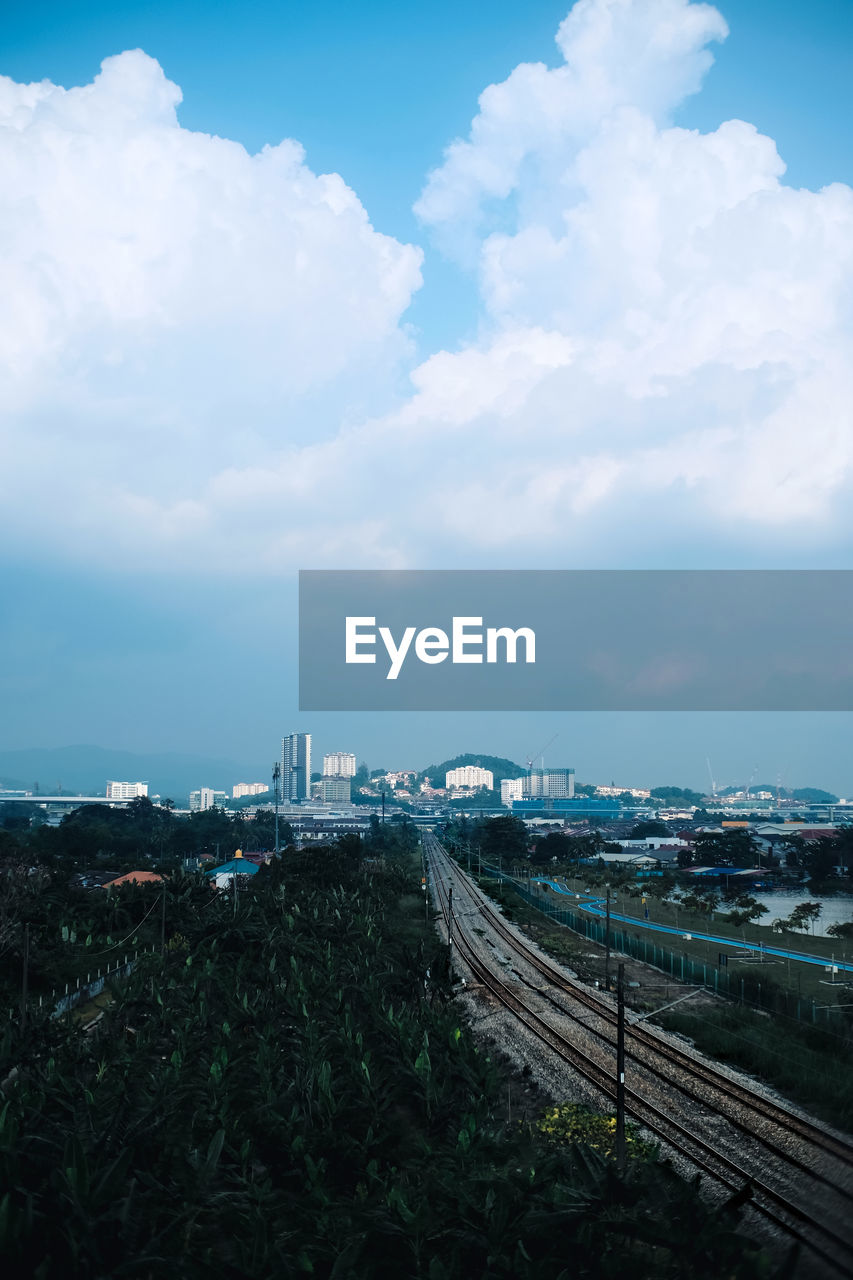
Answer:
xmin=206 ymin=858 xmax=260 ymax=877
xmin=102 ymin=871 xmax=164 ymax=888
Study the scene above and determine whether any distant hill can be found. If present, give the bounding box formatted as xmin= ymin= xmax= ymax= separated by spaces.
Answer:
xmin=717 ymin=783 xmax=839 ymax=804
xmin=417 ymin=754 xmax=526 ymax=786
xmin=0 ymin=745 xmax=270 ymax=806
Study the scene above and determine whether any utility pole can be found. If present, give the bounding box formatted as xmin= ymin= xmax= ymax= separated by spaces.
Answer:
xmin=160 ymin=888 xmax=166 ymax=955
xmin=381 ymin=789 xmax=386 ymax=824
xmin=605 ymin=887 xmax=612 ymax=992
xmin=273 ymin=761 xmax=281 ymax=854
xmin=21 ymin=922 xmax=29 ymax=1032
xmin=616 ymin=962 xmax=626 ymax=1173
xmin=448 ymin=885 xmax=454 ymax=959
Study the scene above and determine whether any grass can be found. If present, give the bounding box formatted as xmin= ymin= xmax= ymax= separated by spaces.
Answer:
xmin=661 ymin=1004 xmax=853 ymax=1133
xmin=528 ymin=871 xmax=853 ymax=1009
xmin=473 ymin=870 xmax=853 ymax=1135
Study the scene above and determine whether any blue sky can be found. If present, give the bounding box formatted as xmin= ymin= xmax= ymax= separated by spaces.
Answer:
xmin=4 ymin=0 xmax=851 ymax=355
xmin=1 ymin=0 xmax=852 ymax=792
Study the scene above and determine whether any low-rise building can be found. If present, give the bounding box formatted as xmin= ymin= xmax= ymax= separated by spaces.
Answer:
xmin=106 ymin=781 xmax=149 ymax=800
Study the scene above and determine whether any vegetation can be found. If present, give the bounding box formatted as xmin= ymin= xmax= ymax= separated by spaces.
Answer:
xmin=662 ymin=1004 xmax=853 ymax=1132
xmin=0 ymin=827 xmax=775 ymax=1278
xmin=649 ymin=786 xmax=705 ymax=806
xmin=0 ymin=796 xmax=293 ymax=869
xmin=629 ymin=820 xmax=672 ymax=838
xmin=416 ymin=754 xmax=527 ymax=787
xmin=538 ymin=1104 xmax=656 ymax=1161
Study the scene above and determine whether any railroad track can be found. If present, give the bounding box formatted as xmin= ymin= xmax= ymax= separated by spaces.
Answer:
xmin=424 ymin=833 xmax=853 ymax=1277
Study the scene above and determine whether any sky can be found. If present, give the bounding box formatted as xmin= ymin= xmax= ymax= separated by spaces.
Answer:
xmin=1 ymin=0 xmax=852 ymax=793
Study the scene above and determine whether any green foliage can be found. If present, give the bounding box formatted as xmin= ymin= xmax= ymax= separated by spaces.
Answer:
xmin=629 ymin=820 xmax=671 ymax=839
xmin=0 ymin=844 xmax=767 ymax=1278
xmin=692 ymin=829 xmax=758 ymax=868
xmin=649 ymin=786 xmax=705 ymax=806
xmin=417 ymin=754 xmax=526 ymax=786
xmin=538 ymin=1103 xmax=656 ymax=1161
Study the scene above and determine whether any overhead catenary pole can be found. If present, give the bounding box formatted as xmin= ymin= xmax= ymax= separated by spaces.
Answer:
xmin=605 ymin=887 xmax=612 ymax=992
xmin=616 ymin=961 xmax=626 ymax=1173
xmin=448 ymin=884 xmax=454 ymax=959
xmin=160 ymin=887 xmax=166 ymax=955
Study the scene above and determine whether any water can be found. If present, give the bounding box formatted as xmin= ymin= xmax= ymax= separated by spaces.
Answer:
xmin=746 ymin=889 xmax=853 ymax=939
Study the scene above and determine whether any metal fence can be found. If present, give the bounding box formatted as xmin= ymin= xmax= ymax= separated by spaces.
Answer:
xmin=8 ymin=946 xmax=155 ymax=1024
xmin=483 ymin=868 xmax=849 ymax=1035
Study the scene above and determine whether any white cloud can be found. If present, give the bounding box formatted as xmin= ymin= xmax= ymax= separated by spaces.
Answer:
xmin=2 ymin=3 xmax=853 ymax=575
xmin=0 ymin=50 xmax=422 ymax=558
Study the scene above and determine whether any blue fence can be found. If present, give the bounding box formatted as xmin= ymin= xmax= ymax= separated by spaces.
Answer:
xmin=482 ymin=868 xmax=849 ymax=1035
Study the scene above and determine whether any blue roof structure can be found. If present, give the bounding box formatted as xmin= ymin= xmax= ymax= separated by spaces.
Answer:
xmin=205 ymin=858 xmax=260 ymax=878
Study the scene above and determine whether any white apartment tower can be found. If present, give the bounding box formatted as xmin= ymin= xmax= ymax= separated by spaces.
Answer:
xmin=323 ymin=752 xmax=357 ymax=778
xmin=446 ymin=766 xmax=494 ymax=790
xmin=190 ymin=787 xmax=218 ymax=812
xmin=501 ymin=778 xmax=524 ymax=805
xmin=282 ymin=733 xmax=312 ymax=802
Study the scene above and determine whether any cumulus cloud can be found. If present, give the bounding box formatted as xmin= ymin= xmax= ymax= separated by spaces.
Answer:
xmin=2 ymin=2 xmax=852 ymax=574
xmin=0 ymin=50 xmax=422 ymax=559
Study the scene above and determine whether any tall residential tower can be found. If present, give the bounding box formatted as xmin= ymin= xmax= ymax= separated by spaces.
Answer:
xmin=281 ymin=733 xmax=311 ymax=802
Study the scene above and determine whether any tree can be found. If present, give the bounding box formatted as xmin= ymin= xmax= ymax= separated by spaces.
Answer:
xmin=804 ymin=840 xmax=838 ymax=883
xmin=629 ymin=820 xmax=671 ymax=839
xmin=786 ymin=902 xmax=822 ymax=935
xmin=649 ymin=786 xmax=705 ymax=806
xmin=478 ymin=815 xmax=528 ymax=866
xmin=727 ymin=895 xmax=769 ymax=933
xmin=692 ymin=829 xmax=757 ymax=868
xmin=681 ymin=891 xmax=718 ymax=918
xmin=532 ymin=832 xmax=571 ymax=865
xmin=826 ymin=921 xmax=853 ymax=942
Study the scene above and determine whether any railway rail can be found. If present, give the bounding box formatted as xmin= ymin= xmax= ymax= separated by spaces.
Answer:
xmin=424 ymin=833 xmax=853 ymax=1277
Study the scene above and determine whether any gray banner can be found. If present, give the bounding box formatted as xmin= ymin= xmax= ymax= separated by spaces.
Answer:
xmin=298 ymin=570 xmax=853 ymax=711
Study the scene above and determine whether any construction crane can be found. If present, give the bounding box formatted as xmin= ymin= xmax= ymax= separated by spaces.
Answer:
xmin=526 ymin=734 xmax=558 ymax=790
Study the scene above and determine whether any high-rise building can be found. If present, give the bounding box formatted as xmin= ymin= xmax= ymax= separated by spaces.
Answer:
xmin=190 ymin=787 xmax=217 ymax=812
xmin=232 ymin=782 xmax=269 ymax=799
xmin=446 ymin=766 xmax=494 ymax=790
xmin=282 ymin=733 xmax=311 ymax=802
xmin=526 ymin=768 xmax=575 ymax=799
xmin=106 ymin=781 xmax=149 ymax=800
xmin=320 ymin=776 xmax=351 ymax=803
xmin=323 ymin=752 xmax=356 ymax=777
xmin=501 ymin=778 xmax=524 ymax=805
